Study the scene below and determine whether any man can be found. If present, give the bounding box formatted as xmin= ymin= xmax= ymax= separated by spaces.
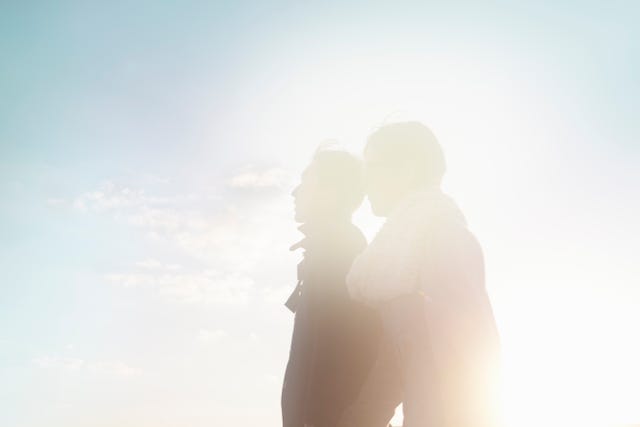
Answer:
xmin=282 ymin=148 xmax=381 ymax=427
xmin=339 ymin=122 xmax=501 ymax=427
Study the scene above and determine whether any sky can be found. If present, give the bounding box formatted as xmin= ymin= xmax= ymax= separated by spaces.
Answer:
xmin=1 ymin=1 xmax=639 ymax=426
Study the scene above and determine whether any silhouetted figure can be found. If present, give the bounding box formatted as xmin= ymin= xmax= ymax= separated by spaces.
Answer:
xmin=282 ymin=149 xmax=381 ymax=427
xmin=338 ymin=122 xmax=501 ymax=427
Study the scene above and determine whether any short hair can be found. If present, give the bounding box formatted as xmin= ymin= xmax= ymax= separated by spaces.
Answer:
xmin=311 ymin=148 xmax=365 ymax=214
xmin=365 ymin=121 xmax=446 ymax=185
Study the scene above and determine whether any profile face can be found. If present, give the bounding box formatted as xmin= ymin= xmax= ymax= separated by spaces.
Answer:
xmin=292 ymin=165 xmax=318 ymax=223
xmin=292 ymin=151 xmax=364 ymax=223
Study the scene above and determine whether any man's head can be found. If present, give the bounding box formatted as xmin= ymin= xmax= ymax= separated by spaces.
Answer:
xmin=364 ymin=121 xmax=445 ymax=217
xmin=292 ymin=149 xmax=365 ymax=223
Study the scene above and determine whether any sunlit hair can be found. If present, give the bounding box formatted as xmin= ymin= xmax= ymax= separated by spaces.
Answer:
xmin=366 ymin=121 xmax=446 ymax=186
xmin=311 ymin=147 xmax=365 ymax=215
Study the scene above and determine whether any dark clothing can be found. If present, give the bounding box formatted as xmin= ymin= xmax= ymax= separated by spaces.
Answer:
xmin=337 ymin=295 xmax=442 ymax=427
xmin=282 ymin=221 xmax=381 ymax=427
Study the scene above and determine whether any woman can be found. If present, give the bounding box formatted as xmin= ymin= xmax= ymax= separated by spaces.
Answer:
xmin=282 ymin=148 xmax=381 ymax=427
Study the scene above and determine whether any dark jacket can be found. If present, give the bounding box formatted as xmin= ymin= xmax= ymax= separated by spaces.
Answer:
xmin=282 ymin=221 xmax=381 ymax=427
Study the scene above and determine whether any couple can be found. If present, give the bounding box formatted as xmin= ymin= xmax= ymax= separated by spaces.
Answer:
xmin=282 ymin=122 xmax=501 ymax=427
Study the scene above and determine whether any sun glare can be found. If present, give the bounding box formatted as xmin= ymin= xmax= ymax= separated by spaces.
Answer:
xmin=241 ymin=51 xmax=640 ymax=427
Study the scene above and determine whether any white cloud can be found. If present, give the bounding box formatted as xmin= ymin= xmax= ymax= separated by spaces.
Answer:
xmin=157 ymin=272 xmax=253 ymax=305
xmin=73 ymin=181 xmax=145 ymax=212
xmin=71 ymin=179 xmax=298 ymax=306
xmin=71 ymin=181 xmax=285 ymax=271
xmin=104 ymin=272 xmax=156 ymax=288
xmin=32 ymin=356 xmax=141 ymax=377
xmin=134 ymin=258 xmax=164 ymax=269
xmin=134 ymin=258 xmax=182 ymax=271
xmin=33 ymin=356 xmax=84 ymax=371
xmin=88 ymin=361 xmax=141 ymax=377
xmin=106 ymin=267 xmax=254 ymax=305
xmin=228 ymin=167 xmax=289 ymax=190
xmin=72 ymin=181 xmax=200 ymax=214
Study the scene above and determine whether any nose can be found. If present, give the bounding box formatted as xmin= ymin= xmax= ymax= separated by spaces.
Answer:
xmin=291 ymin=184 xmax=299 ymax=198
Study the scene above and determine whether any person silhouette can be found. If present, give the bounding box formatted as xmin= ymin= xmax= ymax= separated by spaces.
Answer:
xmin=282 ymin=148 xmax=381 ymax=427
xmin=338 ymin=122 xmax=501 ymax=427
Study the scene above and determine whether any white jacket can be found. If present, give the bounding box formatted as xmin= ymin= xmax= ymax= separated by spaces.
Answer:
xmin=347 ymin=188 xmax=473 ymax=305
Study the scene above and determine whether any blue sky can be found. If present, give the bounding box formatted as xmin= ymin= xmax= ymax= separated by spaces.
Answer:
xmin=1 ymin=1 xmax=639 ymax=426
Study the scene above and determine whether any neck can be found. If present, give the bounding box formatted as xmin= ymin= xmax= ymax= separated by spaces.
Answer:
xmin=385 ymin=185 xmax=442 ymax=217
xmin=304 ymin=213 xmax=351 ymax=228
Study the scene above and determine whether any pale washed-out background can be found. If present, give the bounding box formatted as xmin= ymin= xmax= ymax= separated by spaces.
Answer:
xmin=1 ymin=1 xmax=639 ymax=426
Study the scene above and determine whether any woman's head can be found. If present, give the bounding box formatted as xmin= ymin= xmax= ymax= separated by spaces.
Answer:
xmin=292 ymin=149 xmax=365 ymax=223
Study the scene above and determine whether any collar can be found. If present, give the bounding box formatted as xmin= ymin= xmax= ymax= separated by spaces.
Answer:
xmin=290 ymin=219 xmax=352 ymax=251
xmin=387 ymin=186 xmax=443 ymax=219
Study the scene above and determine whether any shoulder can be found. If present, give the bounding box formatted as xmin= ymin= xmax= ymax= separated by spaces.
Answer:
xmin=317 ymin=222 xmax=366 ymax=255
xmin=305 ymin=222 xmax=367 ymax=269
xmin=428 ymin=218 xmax=482 ymax=256
xmin=422 ymin=220 xmax=485 ymax=284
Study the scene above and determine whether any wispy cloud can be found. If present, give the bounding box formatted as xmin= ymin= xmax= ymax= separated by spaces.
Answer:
xmin=106 ymin=264 xmax=254 ymax=305
xmin=134 ymin=258 xmax=182 ymax=271
xmin=62 ymin=177 xmax=297 ymax=308
xmin=228 ymin=167 xmax=290 ymax=190
xmin=33 ymin=356 xmax=141 ymax=377
xmin=69 ymin=180 xmax=291 ymax=270
xmin=71 ymin=180 xmax=200 ymax=213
